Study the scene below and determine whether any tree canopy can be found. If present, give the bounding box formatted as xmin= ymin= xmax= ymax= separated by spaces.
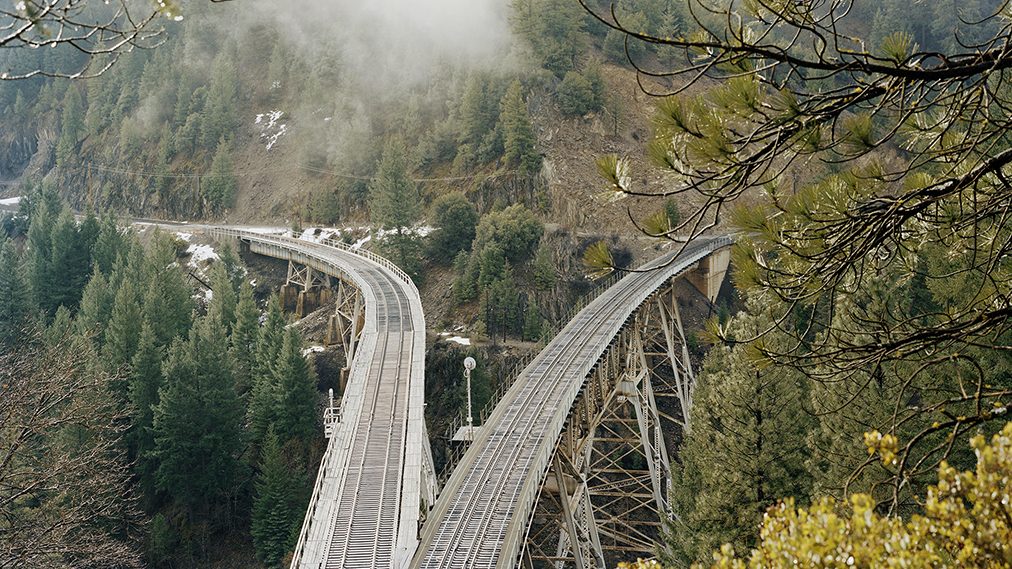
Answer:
xmin=587 ymin=0 xmax=1012 ymax=503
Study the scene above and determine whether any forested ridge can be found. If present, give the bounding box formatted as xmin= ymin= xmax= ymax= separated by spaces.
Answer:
xmin=2 ymin=0 xmax=1012 ymax=567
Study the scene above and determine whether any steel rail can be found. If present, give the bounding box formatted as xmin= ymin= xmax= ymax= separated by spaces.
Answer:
xmin=203 ymin=228 xmax=427 ymax=569
xmin=412 ymin=236 xmax=732 ymax=569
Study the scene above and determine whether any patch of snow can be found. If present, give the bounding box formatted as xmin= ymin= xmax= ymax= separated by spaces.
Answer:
xmin=186 ymin=243 xmax=219 ymax=266
xmin=438 ymin=332 xmax=451 ymax=336
xmin=351 ymin=234 xmax=372 ymax=250
xmin=0 ymin=196 xmax=21 ymax=206
xmin=302 ymin=345 xmax=326 ymax=357
xmin=254 ymin=110 xmax=288 ymax=152
xmin=175 ymin=232 xmax=193 ymax=242
xmin=447 ymin=336 xmax=472 ymax=346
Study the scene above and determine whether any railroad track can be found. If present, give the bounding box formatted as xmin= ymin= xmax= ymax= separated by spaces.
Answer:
xmin=412 ymin=236 xmax=732 ymax=569
xmin=203 ymin=229 xmax=429 ymax=569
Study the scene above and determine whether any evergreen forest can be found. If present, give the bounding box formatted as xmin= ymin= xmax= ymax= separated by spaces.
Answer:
xmin=2 ymin=0 xmax=1012 ymax=568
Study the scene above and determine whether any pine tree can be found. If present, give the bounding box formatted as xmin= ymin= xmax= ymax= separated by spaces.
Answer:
xmin=129 ymin=322 xmax=163 ymax=501
xmin=369 ymin=137 xmax=420 ymax=231
xmin=76 ymin=266 xmax=114 ymax=338
xmin=272 ymin=328 xmax=317 ymax=445
xmin=500 ymin=80 xmax=541 ymax=176
xmin=250 ymin=429 xmax=300 ymax=567
xmin=249 ymin=295 xmax=286 ymax=450
xmin=232 ymin=280 xmax=259 ymax=397
xmin=91 ymin=214 xmax=125 ymax=275
xmin=141 ymin=270 xmax=193 ymax=350
xmin=200 ymin=53 xmax=239 ymax=149
xmin=207 ymin=262 xmax=237 ymax=332
xmin=56 ymin=86 xmax=85 ymax=167
xmin=46 ymin=208 xmax=92 ymax=313
xmin=25 ymin=196 xmax=55 ymax=312
xmin=103 ymin=277 xmax=143 ymax=378
xmin=369 ymin=137 xmax=422 ymax=276
xmin=152 ymin=317 xmax=246 ymax=517
xmin=664 ymin=296 xmax=814 ymax=566
xmin=205 ymin=138 xmax=237 ymax=214
xmin=0 ymin=240 xmax=31 ymax=347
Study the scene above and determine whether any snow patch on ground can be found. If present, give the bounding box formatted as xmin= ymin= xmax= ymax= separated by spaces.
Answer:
xmin=186 ymin=243 xmax=219 ymax=266
xmin=302 ymin=345 xmax=326 ymax=357
xmin=0 ymin=196 xmax=21 ymax=206
xmin=446 ymin=336 xmax=472 ymax=346
xmin=254 ymin=110 xmax=287 ymax=151
xmin=175 ymin=232 xmax=193 ymax=242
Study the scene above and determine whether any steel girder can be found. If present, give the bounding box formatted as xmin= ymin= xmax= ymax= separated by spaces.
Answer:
xmin=522 ymin=279 xmax=695 ymax=568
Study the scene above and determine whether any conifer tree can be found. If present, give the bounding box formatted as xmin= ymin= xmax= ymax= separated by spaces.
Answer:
xmin=104 ymin=277 xmax=143 ymax=379
xmin=250 ymin=429 xmax=300 ymax=567
xmin=272 ymin=328 xmax=317 ymax=445
xmin=664 ymin=296 xmax=814 ymax=566
xmin=206 ymin=139 xmax=237 ymax=215
xmin=207 ymin=262 xmax=238 ymax=332
xmin=45 ymin=208 xmax=93 ymax=313
xmin=25 ymin=197 xmax=55 ymax=312
xmin=369 ymin=137 xmax=421 ymax=277
xmin=500 ymin=80 xmax=541 ymax=176
xmin=142 ymin=272 xmax=193 ymax=350
xmin=249 ymin=295 xmax=286 ymax=450
xmin=200 ymin=54 xmax=239 ymax=149
xmin=232 ymin=280 xmax=259 ymax=397
xmin=76 ymin=267 xmax=114 ymax=339
xmin=429 ymin=191 xmax=478 ymax=259
xmin=0 ymin=239 xmax=30 ymax=347
xmin=56 ymin=86 xmax=85 ymax=167
xmin=129 ymin=322 xmax=163 ymax=501
xmin=91 ymin=214 xmax=125 ymax=275
xmin=152 ymin=317 xmax=246 ymax=518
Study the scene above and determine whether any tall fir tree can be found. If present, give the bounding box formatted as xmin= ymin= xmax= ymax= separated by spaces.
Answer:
xmin=231 ymin=280 xmax=259 ymax=397
xmin=129 ymin=322 xmax=164 ymax=502
xmin=369 ymin=137 xmax=422 ymax=276
xmin=250 ymin=429 xmax=301 ymax=567
xmin=0 ymin=239 xmax=31 ymax=346
xmin=249 ymin=295 xmax=286 ymax=451
xmin=205 ymin=138 xmax=237 ymax=214
xmin=45 ymin=208 xmax=92 ymax=313
xmin=664 ymin=296 xmax=814 ymax=566
xmin=91 ymin=214 xmax=125 ymax=275
xmin=103 ymin=277 xmax=143 ymax=381
xmin=25 ymin=195 xmax=55 ymax=313
xmin=152 ymin=316 xmax=246 ymax=518
xmin=55 ymin=86 xmax=85 ymax=167
xmin=207 ymin=262 xmax=237 ymax=332
xmin=272 ymin=328 xmax=317 ymax=446
xmin=499 ymin=80 xmax=541 ymax=176
xmin=76 ymin=266 xmax=114 ymax=339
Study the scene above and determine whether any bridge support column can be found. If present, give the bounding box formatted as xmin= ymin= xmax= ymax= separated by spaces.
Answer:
xmin=685 ymin=246 xmax=730 ymax=303
xmin=325 ymin=280 xmax=363 ymax=392
xmin=284 ymin=261 xmax=333 ymax=317
xmin=524 ymin=279 xmax=696 ymax=567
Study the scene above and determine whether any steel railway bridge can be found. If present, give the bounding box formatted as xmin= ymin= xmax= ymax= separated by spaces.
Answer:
xmin=208 ymin=228 xmax=731 ymax=569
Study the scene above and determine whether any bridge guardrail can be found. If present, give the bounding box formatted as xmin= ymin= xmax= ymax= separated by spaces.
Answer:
xmin=205 ymin=226 xmax=421 ymax=569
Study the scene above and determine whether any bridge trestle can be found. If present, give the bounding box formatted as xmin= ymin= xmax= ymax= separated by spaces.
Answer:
xmin=522 ymin=279 xmax=695 ymax=568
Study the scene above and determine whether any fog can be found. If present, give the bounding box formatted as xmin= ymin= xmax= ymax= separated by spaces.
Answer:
xmin=250 ymin=0 xmax=514 ymax=90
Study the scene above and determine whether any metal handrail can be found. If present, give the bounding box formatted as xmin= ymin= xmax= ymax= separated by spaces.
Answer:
xmin=206 ymin=226 xmax=423 ymax=569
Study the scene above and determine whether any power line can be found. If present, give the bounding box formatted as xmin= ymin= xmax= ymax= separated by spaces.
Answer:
xmin=62 ymin=159 xmax=511 ymax=184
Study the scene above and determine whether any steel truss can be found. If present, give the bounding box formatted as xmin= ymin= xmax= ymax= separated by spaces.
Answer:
xmin=521 ymin=279 xmax=695 ymax=568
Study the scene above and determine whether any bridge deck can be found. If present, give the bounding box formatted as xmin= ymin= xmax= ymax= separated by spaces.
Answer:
xmin=207 ymin=229 xmax=428 ymax=569
xmin=412 ymin=237 xmax=731 ymax=569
